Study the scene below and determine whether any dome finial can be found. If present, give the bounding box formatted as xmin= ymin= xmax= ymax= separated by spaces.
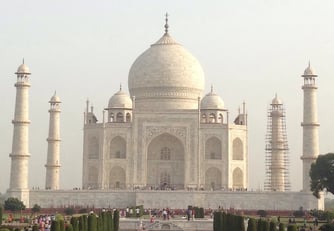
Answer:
xmin=211 ymin=84 xmax=213 ymax=93
xmin=120 ymin=83 xmax=122 ymax=91
xmin=23 ymin=58 xmax=25 ymax=64
xmin=164 ymin=12 xmax=169 ymax=34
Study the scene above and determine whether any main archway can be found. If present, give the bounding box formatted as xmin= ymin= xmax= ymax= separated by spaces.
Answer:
xmin=147 ymin=133 xmax=185 ymax=190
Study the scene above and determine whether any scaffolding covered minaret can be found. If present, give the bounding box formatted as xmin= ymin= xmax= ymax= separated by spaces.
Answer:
xmin=265 ymin=94 xmax=290 ymax=191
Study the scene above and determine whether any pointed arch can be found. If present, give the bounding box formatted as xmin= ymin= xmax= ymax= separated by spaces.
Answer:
xmin=110 ymin=112 xmax=114 ymax=122
xmin=110 ymin=136 xmax=126 ymax=159
xmin=201 ymin=114 xmax=207 ymax=123
xmin=109 ymin=166 xmax=126 ymax=189
xmin=88 ymin=166 xmax=98 ymax=189
xmin=88 ymin=136 xmax=99 ymax=159
xmin=147 ymin=133 xmax=184 ymax=189
xmin=218 ymin=113 xmax=224 ymax=123
xmin=209 ymin=113 xmax=216 ymax=123
xmin=205 ymin=137 xmax=222 ymax=160
xmin=205 ymin=167 xmax=222 ymax=190
xmin=116 ymin=112 xmax=123 ymax=122
xmin=233 ymin=138 xmax=243 ymax=160
xmin=126 ymin=113 xmax=131 ymax=122
xmin=232 ymin=167 xmax=243 ymax=188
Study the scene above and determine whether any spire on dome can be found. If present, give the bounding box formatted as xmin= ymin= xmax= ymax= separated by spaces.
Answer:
xmin=120 ymin=83 xmax=122 ymax=91
xmin=164 ymin=12 xmax=169 ymax=34
xmin=302 ymin=61 xmax=317 ymax=77
xmin=210 ymin=84 xmax=213 ymax=93
xmin=23 ymin=58 xmax=25 ymax=64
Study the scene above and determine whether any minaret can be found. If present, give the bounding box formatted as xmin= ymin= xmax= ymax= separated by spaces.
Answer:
xmin=301 ymin=62 xmax=319 ymax=192
xmin=45 ymin=92 xmax=61 ymax=190
xmin=8 ymin=61 xmax=31 ymax=206
xmin=265 ymin=94 xmax=290 ymax=191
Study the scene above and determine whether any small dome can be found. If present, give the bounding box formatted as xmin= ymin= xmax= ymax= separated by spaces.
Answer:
xmin=108 ymin=88 xmax=132 ymax=109
xmin=271 ymin=94 xmax=282 ymax=105
xmin=16 ymin=63 xmax=31 ymax=74
xmin=50 ymin=93 xmax=61 ymax=103
xmin=201 ymin=87 xmax=225 ymax=110
xmin=303 ymin=62 xmax=317 ymax=76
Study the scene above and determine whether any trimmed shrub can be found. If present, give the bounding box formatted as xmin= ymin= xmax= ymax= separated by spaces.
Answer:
xmin=287 ymin=224 xmax=297 ymax=231
xmin=113 ymin=210 xmax=119 ymax=231
xmin=56 ymin=214 xmax=64 ymax=221
xmin=262 ymin=220 xmax=270 ymax=231
xmin=0 ymin=206 xmax=3 ymax=225
xmin=51 ymin=220 xmax=60 ymax=231
xmin=66 ymin=224 xmax=74 ymax=231
xmin=213 ymin=212 xmax=223 ymax=231
xmin=278 ymin=223 xmax=285 ymax=231
xmin=236 ymin=215 xmax=245 ymax=231
xmin=247 ymin=218 xmax=257 ymax=231
xmin=59 ymin=219 xmax=65 ymax=231
xmin=70 ymin=217 xmax=79 ymax=231
xmin=269 ymin=221 xmax=276 ymax=231
xmin=257 ymin=219 xmax=263 ymax=231
xmin=88 ymin=214 xmax=97 ymax=231
xmin=107 ymin=211 xmax=114 ymax=231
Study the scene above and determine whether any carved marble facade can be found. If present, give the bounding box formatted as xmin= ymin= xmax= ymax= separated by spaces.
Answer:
xmin=82 ymin=25 xmax=248 ymax=192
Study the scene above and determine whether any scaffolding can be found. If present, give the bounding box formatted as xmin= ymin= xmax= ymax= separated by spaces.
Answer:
xmin=264 ymin=99 xmax=290 ymax=191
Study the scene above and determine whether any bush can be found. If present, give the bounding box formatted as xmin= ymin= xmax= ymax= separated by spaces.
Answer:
xmin=4 ymin=198 xmax=25 ymax=212
xmin=292 ymin=210 xmax=305 ymax=217
xmin=31 ymin=204 xmax=41 ymax=214
xmin=319 ymin=223 xmax=334 ymax=231
xmin=79 ymin=208 xmax=88 ymax=214
xmin=64 ymin=207 xmax=75 ymax=215
xmin=257 ymin=210 xmax=268 ymax=217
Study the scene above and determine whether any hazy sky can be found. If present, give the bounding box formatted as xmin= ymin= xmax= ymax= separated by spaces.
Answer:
xmin=1 ymin=0 xmax=334 ymax=194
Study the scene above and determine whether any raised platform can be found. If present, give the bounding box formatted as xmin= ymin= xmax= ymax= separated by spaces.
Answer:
xmin=24 ymin=190 xmax=324 ymax=210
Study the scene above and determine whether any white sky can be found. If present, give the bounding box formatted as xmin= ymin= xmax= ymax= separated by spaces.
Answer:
xmin=1 ymin=0 xmax=334 ymax=194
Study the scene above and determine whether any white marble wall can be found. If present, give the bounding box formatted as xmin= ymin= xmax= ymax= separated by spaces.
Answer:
xmin=28 ymin=190 xmax=323 ymax=210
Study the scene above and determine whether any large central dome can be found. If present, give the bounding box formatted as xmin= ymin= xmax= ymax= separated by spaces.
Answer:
xmin=128 ymin=29 xmax=205 ymax=111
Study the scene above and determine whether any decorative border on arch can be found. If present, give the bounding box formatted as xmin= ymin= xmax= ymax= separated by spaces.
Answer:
xmin=145 ymin=126 xmax=186 ymax=144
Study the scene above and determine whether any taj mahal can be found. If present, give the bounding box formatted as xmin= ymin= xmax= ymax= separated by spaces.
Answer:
xmin=2 ymin=16 xmax=324 ymax=210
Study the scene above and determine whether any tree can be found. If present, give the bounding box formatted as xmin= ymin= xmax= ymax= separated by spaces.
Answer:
xmin=0 ymin=206 xmax=3 ymax=225
xmin=31 ymin=204 xmax=41 ymax=214
xmin=4 ymin=197 xmax=25 ymax=212
xmin=310 ymin=153 xmax=334 ymax=198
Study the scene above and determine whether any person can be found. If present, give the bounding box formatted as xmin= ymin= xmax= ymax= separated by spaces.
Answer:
xmin=278 ymin=216 xmax=281 ymax=223
xmin=186 ymin=209 xmax=191 ymax=221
